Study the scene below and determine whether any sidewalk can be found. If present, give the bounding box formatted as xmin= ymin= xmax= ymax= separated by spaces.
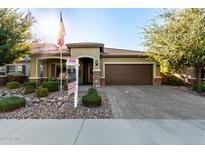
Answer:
xmin=0 ymin=119 xmax=205 ymax=145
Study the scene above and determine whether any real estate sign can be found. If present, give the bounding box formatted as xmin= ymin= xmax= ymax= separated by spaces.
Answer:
xmin=66 ymin=57 xmax=79 ymax=108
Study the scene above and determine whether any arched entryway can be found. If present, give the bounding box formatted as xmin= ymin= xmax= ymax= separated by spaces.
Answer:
xmin=77 ymin=57 xmax=94 ymax=85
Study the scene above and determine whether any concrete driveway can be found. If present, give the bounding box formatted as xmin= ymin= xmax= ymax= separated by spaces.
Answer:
xmin=106 ymin=86 xmax=205 ymax=119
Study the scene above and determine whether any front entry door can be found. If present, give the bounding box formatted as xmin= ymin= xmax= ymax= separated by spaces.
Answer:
xmin=88 ymin=63 xmax=93 ymax=83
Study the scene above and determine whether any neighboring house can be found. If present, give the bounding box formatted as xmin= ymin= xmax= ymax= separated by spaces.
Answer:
xmin=29 ymin=42 xmax=162 ymax=87
xmin=0 ymin=63 xmax=30 ymax=85
xmin=181 ymin=67 xmax=205 ymax=84
xmin=5 ymin=63 xmax=30 ymax=76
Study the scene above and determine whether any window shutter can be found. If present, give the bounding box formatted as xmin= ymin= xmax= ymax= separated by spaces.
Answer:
xmin=22 ymin=65 xmax=26 ymax=76
xmin=6 ymin=66 xmax=10 ymax=73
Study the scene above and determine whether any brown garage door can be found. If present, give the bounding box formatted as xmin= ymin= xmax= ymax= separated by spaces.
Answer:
xmin=105 ymin=64 xmax=153 ymax=85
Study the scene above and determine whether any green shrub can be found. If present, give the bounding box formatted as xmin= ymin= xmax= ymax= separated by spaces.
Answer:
xmin=0 ymin=96 xmax=26 ymax=112
xmin=82 ymin=92 xmax=102 ymax=107
xmin=24 ymin=82 xmax=36 ymax=89
xmin=7 ymin=72 xmax=26 ymax=83
xmin=88 ymin=87 xmax=98 ymax=94
xmin=7 ymin=81 xmax=20 ymax=89
xmin=192 ymin=83 xmax=205 ymax=92
xmin=64 ymin=84 xmax=68 ymax=90
xmin=7 ymin=72 xmax=24 ymax=76
xmin=42 ymin=81 xmax=58 ymax=92
xmin=192 ymin=84 xmax=198 ymax=91
xmin=161 ymin=73 xmax=185 ymax=86
xmin=24 ymin=85 xmax=35 ymax=94
xmin=24 ymin=82 xmax=36 ymax=94
xmin=36 ymin=88 xmax=49 ymax=98
xmin=201 ymin=84 xmax=205 ymax=92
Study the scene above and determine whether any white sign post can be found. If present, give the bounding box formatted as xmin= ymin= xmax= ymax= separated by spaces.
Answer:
xmin=66 ymin=57 xmax=79 ymax=108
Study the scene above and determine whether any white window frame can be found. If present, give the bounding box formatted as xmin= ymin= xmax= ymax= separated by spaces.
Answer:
xmin=0 ymin=66 xmax=6 ymax=77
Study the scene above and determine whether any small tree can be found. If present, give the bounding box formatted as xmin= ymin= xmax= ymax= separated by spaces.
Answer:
xmin=144 ymin=9 xmax=205 ymax=91
xmin=0 ymin=9 xmax=35 ymax=65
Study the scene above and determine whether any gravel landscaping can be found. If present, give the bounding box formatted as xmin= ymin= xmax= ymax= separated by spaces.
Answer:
xmin=0 ymin=86 xmax=112 ymax=119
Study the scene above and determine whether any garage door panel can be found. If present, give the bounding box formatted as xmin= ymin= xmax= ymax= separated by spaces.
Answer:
xmin=105 ymin=64 xmax=153 ymax=85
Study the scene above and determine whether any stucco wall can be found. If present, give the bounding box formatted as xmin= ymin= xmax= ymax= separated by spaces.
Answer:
xmin=30 ymin=55 xmax=37 ymax=78
xmin=70 ymin=48 xmax=100 ymax=70
xmin=29 ymin=55 xmax=67 ymax=79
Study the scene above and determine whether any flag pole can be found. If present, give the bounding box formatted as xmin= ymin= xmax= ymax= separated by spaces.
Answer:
xmin=60 ymin=48 xmax=63 ymax=91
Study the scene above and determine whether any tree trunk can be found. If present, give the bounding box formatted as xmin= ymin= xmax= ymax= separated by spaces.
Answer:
xmin=196 ymin=66 xmax=202 ymax=92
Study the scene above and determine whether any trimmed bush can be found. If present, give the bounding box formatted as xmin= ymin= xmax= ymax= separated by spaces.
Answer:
xmin=192 ymin=84 xmax=205 ymax=92
xmin=64 ymin=84 xmax=68 ymax=90
xmin=192 ymin=84 xmax=198 ymax=91
xmin=42 ymin=81 xmax=58 ymax=92
xmin=36 ymin=88 xmax=49 ymax=98
xmin=82 ymin=92 xmax=102 ymax=107
xmin=24 ymin=82 xmax=36 ymax=89
xmin=0 ymin=96 xmax=26 ymax=112
xmin=202 ymin=84 xmax=205 ymax=92
xmin=88 ymin=87 xmax=98 ymax=94
xmin=7 ymin=72 xmax=27 ymax=83
xmin=7 ymin=81 xmax=20 ymax=89
xmin=24 ymin=82 xmax=36 ymax=94
xmin=24 ymin=85 xmax=35 ymax=94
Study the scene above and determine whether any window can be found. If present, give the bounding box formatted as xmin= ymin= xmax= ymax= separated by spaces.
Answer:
xmin=9 ymin=66 xmax=16 ymax=73
xmin=16 ymin=65 xmax=23 ymax=73
xmin=0 ymin=66 xmax=5 ymax=76
xmin=8 ymin=65 xmax=23 ymax=73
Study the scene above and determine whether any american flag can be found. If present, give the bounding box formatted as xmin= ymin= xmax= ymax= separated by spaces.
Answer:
xmin=57 ymin=12 xmax=66 ymax=49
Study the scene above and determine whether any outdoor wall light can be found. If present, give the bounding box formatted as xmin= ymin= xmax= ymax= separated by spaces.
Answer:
xmin=95 ymin=60 xmax=99 ymax=66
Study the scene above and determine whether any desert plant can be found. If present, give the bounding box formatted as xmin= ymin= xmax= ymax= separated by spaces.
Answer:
xmin=24 ymin=85 xmax=35 ymax=94
xmin=87 ymin=87 xmax=98 ymax=94
xmin=0 ymin=96 xmax=26 ymax=112
xmin=36 ymin=87 xmax=49 ymax=98
xmin=24 ymin=82 xmax=36 ymax=89
xmin=42 ymin=81 xmax=58 ymax=92
xmin=64 ymin=83 xmax=68 ymax=90
xmin=7 ymin=72 xmax=27 ymax=83
xmin=201 ymin=84 xmax=205 ymax=92
xmin=161 ymin=73 xmax=185 ymax=86
xmin=192 ymin=83 xmax=205 ymax=92
xmin=82 ymin=92 xmax=102 ymax=107
xmin=7 ymin=81 xmax=20 ymax=89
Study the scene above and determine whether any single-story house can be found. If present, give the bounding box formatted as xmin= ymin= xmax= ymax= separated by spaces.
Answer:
xmin=29 ymin=42 xmax=162 ymax=87
xmin=0 ymin=63 xmax=30 ymax=85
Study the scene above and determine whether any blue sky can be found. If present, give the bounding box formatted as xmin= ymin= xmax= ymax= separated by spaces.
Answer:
xmin=23 ymin=8 xmax=162 ymax=51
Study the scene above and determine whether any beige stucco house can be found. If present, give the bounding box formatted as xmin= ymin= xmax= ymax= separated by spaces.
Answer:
xmin=29 ymin=42 xmax=162 ymax=87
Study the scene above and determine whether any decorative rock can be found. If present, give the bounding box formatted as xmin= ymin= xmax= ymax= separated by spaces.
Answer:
xmin=40 ymin=97 xmax=46 ymax=102
xmin=33 ymin=98 xmax=40 ymax=103
xmin=57 ymin=102 xmax=63 ymax=107
xmin=63 ymin=96 xmax=69 ymax=101
xmin=54 ymin=96 xmax=58 ymax=100
xmin=0 ymin=88 xmax=112 ymax=119
xmin=14 ymin=94 xmax=24 ymax=97
xmin=11 ymin=89 xmax=17 ymax=94
xmin=58 ymin=97 xmax=63 ymax=101
xmin=50 ymin=100 xmax=55 ymax=103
